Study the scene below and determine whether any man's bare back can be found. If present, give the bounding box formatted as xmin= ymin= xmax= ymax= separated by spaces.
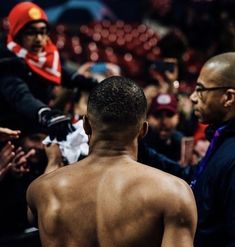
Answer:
xmin=27 ymin=76 xmax=197 ymax=247
xmin=27 ymin=153 xmax=196 ymax=247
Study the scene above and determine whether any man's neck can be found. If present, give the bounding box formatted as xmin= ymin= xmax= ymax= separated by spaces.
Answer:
xmin=89 ymin=139 xmax=138 ymax=161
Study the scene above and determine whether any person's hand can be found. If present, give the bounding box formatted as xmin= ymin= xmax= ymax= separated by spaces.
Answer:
xmin=191 ymin=140 xmax=210 ymax=165
xmin=44 ymin=144 xmax=64 ymax=174
xmin=164 ymin=58 xmax=178 ymax=83
xmin=10 ymin=147 xmax=36 ymax=177
xmin=149 ymin=58 xmax=178 ymax=93
xmin=143 ymin=85 xmax=159 ymax=107
xmin=149 ymin=69 xmax=170 ymax=93
xmin=194 ymin=140 xmax=210 ymax=158
xmin=38 ymin=108 xmax=75 ymax=141
xmin=0 ymin=142 xmax=15 ymax=181
xmin=178 ymin=95 xmax=193 ymax=119
xmin=77 ymin=62 xmax=121 ymax=81
xmin=77 ymin=62 xmax=94 ymax=77
xmin=0 ymin=127 xmax=21 ymax=142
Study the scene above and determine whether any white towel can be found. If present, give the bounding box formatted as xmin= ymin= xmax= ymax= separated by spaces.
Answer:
xmin=42 ymin=120 xmax=89 ymax=164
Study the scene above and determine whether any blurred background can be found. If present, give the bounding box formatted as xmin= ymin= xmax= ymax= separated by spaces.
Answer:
xmin=2 ymin=0 xmax=235 ymax=93
xmin=1 ymin=1 xmax=235 ymax=245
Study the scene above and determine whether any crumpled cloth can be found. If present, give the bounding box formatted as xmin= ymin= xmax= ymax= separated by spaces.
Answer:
xmin=42 ymin=120 xmax=89 ymax=164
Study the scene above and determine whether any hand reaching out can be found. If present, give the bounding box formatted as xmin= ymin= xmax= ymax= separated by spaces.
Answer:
xmin=149 ymin=58 xmax=178 ymax=93
xmin=0 ymin=141 xmax=15 ymax=181
xmin=164 ymin=58 xmax=178 ymax=83
xmin=10 ymin=147 xmax=36 ymax=177
xmin=0 ymin=128 xmax=21 ymax=142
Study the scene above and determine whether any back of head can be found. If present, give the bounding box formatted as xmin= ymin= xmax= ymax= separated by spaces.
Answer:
xmin=203 ymin=52 xmax=235 ymax=87
xmin=8 ymin=2 xmax=48 ymax=39
xmin=87 ymin=76 xmax=147 ymax=138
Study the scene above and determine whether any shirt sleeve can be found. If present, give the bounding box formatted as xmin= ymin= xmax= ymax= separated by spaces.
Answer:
xmin=0 ymin=75 xmax=46 ymax=121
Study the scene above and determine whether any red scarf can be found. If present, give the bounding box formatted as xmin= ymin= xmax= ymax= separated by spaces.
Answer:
xmin=7 ymin=36 xmax=61 ymax=85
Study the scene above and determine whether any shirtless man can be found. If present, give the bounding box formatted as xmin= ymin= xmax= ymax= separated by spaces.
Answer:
xmin=27 ymin=76 xmax=197 ymax=247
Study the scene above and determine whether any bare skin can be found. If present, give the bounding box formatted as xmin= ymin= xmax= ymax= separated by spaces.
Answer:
xmin=27 ymin=77 xmax=197 ymax=247
xmin=27 ymin=135 xmax=197 ymax=247
xmin=0 ymin=128 xmax=35 ymax=180
xmin=0 ymin=141 xmax=15 ymax=180
xmin=0 ymin=127 xmax=20 ymax=142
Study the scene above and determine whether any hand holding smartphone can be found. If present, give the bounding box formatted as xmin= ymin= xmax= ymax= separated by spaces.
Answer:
xmin=151 ymin=60 xmax=175 ymax=73
xmin=90 ymin=63 xmax=108 ymax=74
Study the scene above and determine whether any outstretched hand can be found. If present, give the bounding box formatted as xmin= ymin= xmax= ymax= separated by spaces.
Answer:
xmin=38 ymin=108 xmax=75 ymax=141
xmin=0 ymin=141 xmax=15 ymax=181
xmin=0 ymin=128 xmax=21 ymax=142
xmin=10 ymin=147 xmax=36 ymax=177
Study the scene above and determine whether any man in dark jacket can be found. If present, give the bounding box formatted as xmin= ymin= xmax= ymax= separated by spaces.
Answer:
xmin=190 ymin=52 xmax=235 ymax=247
xmin=0 ymin=2 xmax=96 ymax=141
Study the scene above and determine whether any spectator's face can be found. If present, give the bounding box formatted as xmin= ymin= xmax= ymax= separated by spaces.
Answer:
xmin=21 ymin=22 xmax=48 ymax=53
xmin=147 ymin=110 xmax=179 ymax=140
xmin=190 ymin=66 xmax=226 ymax=125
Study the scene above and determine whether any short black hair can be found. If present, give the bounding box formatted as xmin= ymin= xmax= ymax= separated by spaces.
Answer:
xmin=88 ymin=76 xmax=147 ymax=131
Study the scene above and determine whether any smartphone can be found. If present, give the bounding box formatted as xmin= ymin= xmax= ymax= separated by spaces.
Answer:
xmin=90 ymin=63 xmax=108 ymax=74
xmin=151 ymin=60 xmax=175 ymax=73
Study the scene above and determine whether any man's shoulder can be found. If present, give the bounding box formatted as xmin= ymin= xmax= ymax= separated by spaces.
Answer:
xmin=29 ymin=163 xmax=67 ymax=185
xmin=27 ymin=170 xmax=56 ymax=196
xmin=125 ymin=162 xmax=193 ymax=203
xmin=102 ymin=162 xmax=195 ymax=224
xmin=27 ymin=165 xmax=74 ymax=210
xmin=30 ymin=164 xmax=75 ymax=187
xmin=143 ymin=166 xmax=196 ymax=221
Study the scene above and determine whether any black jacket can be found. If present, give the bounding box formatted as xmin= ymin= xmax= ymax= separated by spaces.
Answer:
xmin=0 ymin=40 xmax=96 ymax=134
xmin=142 ymin=126 xmax=184 ymax=161
xmin=194 ymin=118 xmax=235 ymax=247
xmin=0 ymin=47 xmax=50 ymax=133
xmin=138 ymin=141 xmax=195 ymax=183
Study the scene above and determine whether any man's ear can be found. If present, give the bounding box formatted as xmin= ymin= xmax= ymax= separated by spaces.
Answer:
xmin=224 ymin=89 xmax=235 ymax=108
xmin=138 ymin=121 xmax=148 ymax=141
xmin=83 ymin=115 xmax=92 ymax=136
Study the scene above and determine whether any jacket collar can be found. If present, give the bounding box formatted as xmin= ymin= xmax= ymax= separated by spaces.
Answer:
xmin=206 ymin=117 xmax=235 ymax=141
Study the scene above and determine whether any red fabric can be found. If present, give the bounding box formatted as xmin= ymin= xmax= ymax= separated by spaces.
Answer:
xmin=194 ymin=123 xmax=208 ymax=142
xmin=7 ymin=38 xmax=61 ymax=85
xmin=7 ymin=2 xmax=61 ymax=85
xmin=8 ymin=2 xmax=48 ymax=38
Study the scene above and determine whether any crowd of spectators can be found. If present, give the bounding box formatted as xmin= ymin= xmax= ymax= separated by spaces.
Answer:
xmin=0 ymin=0 xmax=235 ymax=246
